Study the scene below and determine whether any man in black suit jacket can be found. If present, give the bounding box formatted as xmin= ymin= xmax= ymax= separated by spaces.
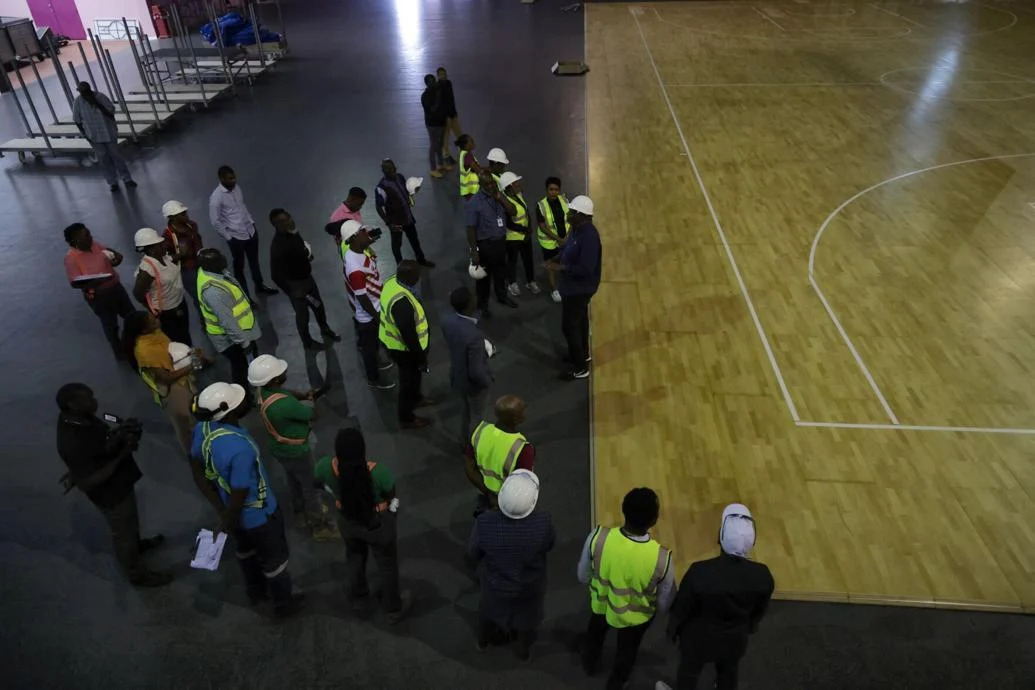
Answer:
xmin=660 ymin=503 xmax=774 ymax=690
xmin=440 ymin=286 xmax=493 ymax=447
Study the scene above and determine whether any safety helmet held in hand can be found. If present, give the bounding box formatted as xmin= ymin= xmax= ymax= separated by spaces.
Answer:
xmin=405 ymin=176 xmax=424 ymax=195
xmin=133 ymin=227 xmax=165 ymax=249
xmin=196 ymin=382 xmax=247 ymax=422
xmin=162 ymin=200 xmax=188 ymax=218
xmin=468 ymin=262 xmax=487 ymax=280
xmin=168 ymin=342 xmax=192 ymax=369
xmin=486 ymin=147 xmax=509 ymax=164
xmin=498 ymin=469 xmax=540 ymax=519
xmin=568 ymin=195 xmax=594 ymax=216
xmin=247 ymin=354 xmax=288 ymax=387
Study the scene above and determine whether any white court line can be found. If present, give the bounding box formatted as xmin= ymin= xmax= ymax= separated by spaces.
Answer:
xmin=868 ymin=2 xmax=927 ymax=27
xmin=631 ymin=7 xmax=801 ymax=422
xmin=753 ymin=6 xmax=787 ymax=30
xmin=666 ymin=79 xmax=1032 ymax=88
xmin=797 ymin=421 xmax=1035 ymax=435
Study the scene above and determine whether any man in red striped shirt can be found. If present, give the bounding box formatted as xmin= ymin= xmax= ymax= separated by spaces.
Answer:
xmin=341 ymin=220 xmax=394 ymax=390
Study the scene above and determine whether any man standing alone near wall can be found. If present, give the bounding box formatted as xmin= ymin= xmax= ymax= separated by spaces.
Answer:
xmin=72 ymin=82 xmax=136 ymax=192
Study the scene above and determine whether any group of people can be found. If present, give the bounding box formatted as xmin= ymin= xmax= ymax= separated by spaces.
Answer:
xmin=53 ymin=68 xmax=773 ymax=690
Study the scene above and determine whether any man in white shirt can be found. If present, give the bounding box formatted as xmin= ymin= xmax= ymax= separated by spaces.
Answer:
xmin=341 ymin=220 xmax=394 ymax=390
xmin=208 ymin=165 xmax=278 ymax=300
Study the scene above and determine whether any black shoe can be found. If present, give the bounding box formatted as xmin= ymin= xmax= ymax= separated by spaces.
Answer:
xmin=130 ymin=570 xmax=173 ymax=588
xmin=418 ymin=260 xmax=436 ymax=268
xmin=124 ymin=179 xmax=138 ymax=189
xmin=274 ymin=592 xmax=306 ymax=619
xmin=321 ymin=329 xmax=342 ymax=342
xmin=479 ymin=308 xmax=493 ymax=320
xmin=500 ymin=296 xmax=518 ymax=308
xmin=560 ymin=368 xmax=590 ymax=380
xmin=303 ymin=339 xmax=326 ymax=351
xmin=258 ymin=285 xmax=279 ymax=295
xmin=109 ymin=183 xmax=120 ymax=192
xmin=138 ymin=534 xmax=165 ymax=553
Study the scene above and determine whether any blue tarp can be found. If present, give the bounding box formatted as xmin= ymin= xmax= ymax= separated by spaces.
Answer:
xmin=200 ymin=12 xmax=280 ymax=47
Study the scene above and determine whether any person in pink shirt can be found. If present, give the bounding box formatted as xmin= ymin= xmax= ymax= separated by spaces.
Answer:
xmin=63 ymin=223 xmax=135 ymax=361
xmin=326 ymin=187 xmax=368 ymax=246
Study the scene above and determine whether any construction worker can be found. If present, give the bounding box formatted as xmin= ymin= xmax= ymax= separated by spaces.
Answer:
xmin=499 ymin=172 xmax=539 ymax=297
xmin=340 ymin=219 xmax=395 ymax=390
xmin=196 ymin=248 xmax=261 ymax=396
xmin=131 ymin=227 xmax=192 ymax=346
xmin=578 ymin=487 xmax=675 ymax=689
xmin=456 ymin=134 xmax=482 ymax=199
xmin=190 ymin=381 xmax=304 ymax=618
xmin=379 ymin=260 xmax=434 ymax=428
xmin=247 ymin=355 xmax=338 ymax=541
xmin=485 ymin=147 xmax=509 ymax=188
xmin=536 ymin=176 xmax=570 ymax=303
xmin=161 ymin=200 xmax=204 ymax=310
xmin=464 ymin=395 xmax=535 ymax=512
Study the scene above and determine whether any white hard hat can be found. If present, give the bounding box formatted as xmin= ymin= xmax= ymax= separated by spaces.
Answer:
xmin=469 ymin=262 xmax=487 ymax=280
xmin=168 ymin=342 xmax=192 ymax=369
xmin=486 ymin=147 xmax=509 ymax=164
xmin=484 ymin=338 xmax=497 ymax=359
xmin=162 ymin=199 xmax=188 ymax=217
xmin=498 ymin=469 xmax=540 ymax=519
xmin=497 ymin=171 xmax=522 ymax=190
xmin=406 ymin=176 xmax=424 ymax=195
xmin=247 ymin=354 xmax=288 ymax=387
xmin=568 ymin=195 xmax=594 ymax=216
xmin=134 ymin=227 xmax=165 ymax=248
xmin=196 ymin=382 xmax=247 ymax=422
xmin=340 ymin=219 xmax=365 ymax=243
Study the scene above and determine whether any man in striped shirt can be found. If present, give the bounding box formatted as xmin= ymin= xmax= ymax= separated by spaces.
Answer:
xmin=341 ymin=220 xmax=394 ymax=390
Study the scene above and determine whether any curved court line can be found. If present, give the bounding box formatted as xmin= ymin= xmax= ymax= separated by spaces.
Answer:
xmin=652 ymin=7 xmax=915 ymax=42
xmin=879 ymin=67 xmax=1035 ymax=102
xmin=782 ymin=7 xmax=857 ymax=17
xmin=807 ymin=152 xmax=1035 ymax=425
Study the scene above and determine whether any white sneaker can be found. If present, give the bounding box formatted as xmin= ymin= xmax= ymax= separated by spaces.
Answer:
xmin=526 ymin=281 xmax=541 ymax=294
xmin=507 ymin=282 xmax=520 ymax=296
xmin=551 ymin=290 xmax=562 ymax=303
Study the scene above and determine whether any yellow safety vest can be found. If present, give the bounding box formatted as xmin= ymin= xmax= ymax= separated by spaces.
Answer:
xmin=588 ymin=526 xmax=672 ymax=628
xmin=536 ymin=195 xmax=569 ymax=250
xmin=470 ymin=421 xmax=527 ymax=494
xmin=505 ymin=190 xmax=529 ymax=241
xmin=139 ymin=368 xmax=166 ymax=405
xmin=378 ymin=276 xmax=429 ymax=351
xmin=199 ymin=421 xmax=268 ymax=509
xmin=197 ymin=270 xmax=254 ymax=335
xmin=459 ymin=150 xmax=479 ymax=197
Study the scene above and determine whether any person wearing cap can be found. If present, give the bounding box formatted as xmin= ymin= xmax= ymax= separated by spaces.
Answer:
xmin=500 ymin=172 xmax=539 ymax=297
xmin=485 ymin=148 xmax=510 ymax=189
xmin=536 ymin=176 xmax=570 ymax=303
xmin=121 ymin=310 xmax=206 ymax=457
xmin=327 ymin=187 xmax=368 ymax=245
xmin=376 ymin=158 xmax=436 ymax=268
xmin=314 ymin=427 xmax=412 ymax=623
xmin=191 ymin=382 xmax=304 ymax=618
xmin=196 ymin=248 xmax=261 ymax=395
xmin=72 ymin=81 xmax=137 ymax=192
xmin=468 ymin=469 xmax=554 ymax=661
xmin=545 ymin=195 xmax=602 ymax=380
xmin=379 ymin=260 xmax=434 ymax=428
xmin=465 ymin=395 xmax=535 ymax=511
xmin=579 ymin=487 xmax=675 ymax=689
xmin=131 ymin=227 xmax=192 ymax=347
xmin=208 ymin=165 xmax=279 ymax=301
xmin=456 ymin=134 xmax=482 ymax=199
xmin=658 ymin=504 xmax=774 ymax=690
xmin=268 ymin=208 xmax=341 ymax=351
xmin=421 ymin=74 xmax=452 ymax=179
xmin=466 ymin=173 xmax=519 ymax=318
xmin=248 ymin=354 xmax=338 ymax=541
xmin=162 ymin=200 xmax=204 ymax=310
xmin=63 ymin=223 xmax=134 ymax=361
xmin=441 ymin=286 xmax=494 ymax=446
xmin=341 ymin=220 xmax=395 ymax=391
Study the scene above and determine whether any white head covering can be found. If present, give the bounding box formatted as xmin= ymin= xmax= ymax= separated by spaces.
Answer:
xmin=719 ymin=503 xmax=756 ymax=557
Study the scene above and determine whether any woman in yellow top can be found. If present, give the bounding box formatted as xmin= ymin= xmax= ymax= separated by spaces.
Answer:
xmin=122 ymin=310 xmax=207 ymax=457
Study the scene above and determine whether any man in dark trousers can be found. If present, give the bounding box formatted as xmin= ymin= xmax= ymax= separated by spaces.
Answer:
xmin=268 ymin=207 xmax=340 ymax=351
xmin=545 ymin=194 xmax=601 ymax=380
xmin=421 ymin=74 xmax=450 ymax=178
xmin=55 ymin=383 xmax=171 ymax=587
xmin=375 ymin=158 xmax=435 ymax=268
xmin=658 ymin=503 xmax=774 ymax=690
xmin=440 ymin=286 xmax=493 ymax=446
xmin=378 ymin=260 xmax=435 ymax=429
xmin=466 ymin=173 xmax=518 ymax=318
xmin=209 ymin=166 xmax=279 ymax=301
xmin=63 ymin=223 xmax=134 ymax=361
xmin=72 ymin=81 xmax=136 ymax=191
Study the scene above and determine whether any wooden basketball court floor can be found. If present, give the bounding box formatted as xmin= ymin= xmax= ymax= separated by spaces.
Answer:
xmin=586 ymin=0 xmax=1035 ymax=612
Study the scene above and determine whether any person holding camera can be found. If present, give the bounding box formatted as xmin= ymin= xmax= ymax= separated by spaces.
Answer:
xmin=196 ymin=248 xmax=261 ymax=397
xmin=55 ymin=383 xmax=171 ymax=587
xmin=341 ymin=220 xmax=394 ymax=391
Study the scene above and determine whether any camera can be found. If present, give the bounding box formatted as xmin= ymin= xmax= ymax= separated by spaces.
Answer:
xmin=105 ymin=413 xmax=143 ymax=452
xmin=368 ymin=227 xmax=383 ymax=241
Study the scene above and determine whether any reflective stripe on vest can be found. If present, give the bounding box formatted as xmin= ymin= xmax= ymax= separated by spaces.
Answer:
xmin=378 ymin=276 xmax=429 ymax=351
xmin=505 ymin=190 xmax=529 ymax=241
xmin=470 ymin=421 xmax=527 ymax=494
xmin=141 ymin=256 xmax=165 ymax=314
xmin=258 ymin=391 xmax=307 ymax=446
xmin=197 ymin=270 xmax=254 ymax=335
xmin=139 ymin=367 xmax=165 ymax=405
xmin=459 ymin=150 xmax=479 ymax=197
xmin=536 ymin=195 xmax=569 ymax=250
xmin=588 ymin=526 xmax=671 ymax=628
xmin=329 ymin=457 xmax=389 ymax=512
xmin=200 ymin=422 xmax=267 ymax=509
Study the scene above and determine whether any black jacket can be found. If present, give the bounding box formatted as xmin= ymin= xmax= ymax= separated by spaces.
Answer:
xmin=270 ymin=231 xmax=312 ymax=289
xmin=440 ymin=309 xmax=492 ymax=393
xmin=376 ymin=174 xmax=414 ymax=228
xmin=667 ymin=553 xmax=774 ymax=660
xmin=56 ymin=412 xmax=141 ymax=509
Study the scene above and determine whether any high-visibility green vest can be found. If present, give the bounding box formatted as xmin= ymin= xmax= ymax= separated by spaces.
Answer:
xmin=139 ymin=368 xmax=166 ymax=406
xmin=536 ymin=195 xmax=569 ymax=250
xmin=459 ymin=150 xmax=479 ymax=197
xmin=378 ymin=276 xmax=429 ymax=351
xmin=470 ymin=421 xmax=527 ymax=494
xmin=588 ymin=526 xmax=672 ymax=628
xmin=197 ymin=270 xmax=255 ymax=335
xmin=505 ymin=190 xmax=529 ymax=241
xmin=199 ymin=421 xmax=268 ymax=509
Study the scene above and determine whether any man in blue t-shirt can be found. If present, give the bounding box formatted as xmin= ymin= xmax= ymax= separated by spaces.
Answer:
xmin=190 ymin=381 xmax=304 ymax=618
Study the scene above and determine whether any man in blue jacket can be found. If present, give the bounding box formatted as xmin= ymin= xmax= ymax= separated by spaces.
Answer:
xmin=440 ymin=286 xmax=494 ymax=446
xmin=545 ymin=195 xmax=601 ymax=380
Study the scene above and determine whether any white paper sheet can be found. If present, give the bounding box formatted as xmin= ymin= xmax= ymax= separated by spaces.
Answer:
xmin=190 ymin=529 xmax=227 ymax=571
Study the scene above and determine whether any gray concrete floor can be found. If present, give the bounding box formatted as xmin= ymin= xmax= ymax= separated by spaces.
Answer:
xmin=1 ymin=1 xmax=1032 ymax=688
